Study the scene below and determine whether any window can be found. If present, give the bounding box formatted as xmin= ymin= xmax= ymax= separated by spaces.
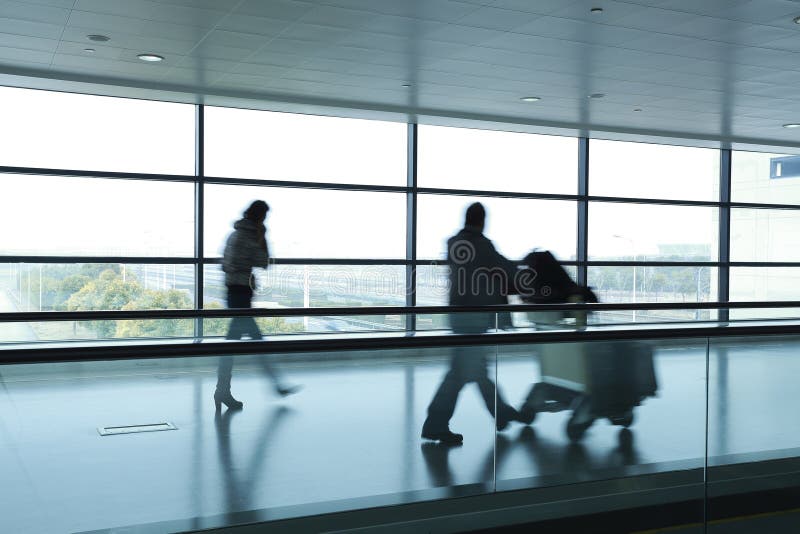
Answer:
xmin=732 ymin=151 xmax=800 ymax=205
xmin=590 ymin=139 xmax=718 ymax=202
xmin=588 ymin=202 xmax=717 ymax=262
xmin=0 ymin=86 xmax=194 ymax=174
xmin=0 ymin=175 xmax=194 ymax=257
xmin=418 ymin=125 xmax=577 ymax=194
xmin=0 ymin=262 xmax=195 ymax=341
xmin=730 ymin=267 xmax=800 ymax=302
xmin=417 ymin=195 xmax=577 ymax=261
xmin=204 ymin=184 xmax=406 ymax=259
xmin=731 ymin=208 xmax=800 ymax=263
xmin=205 ymin=107 xmax=407 ymax=185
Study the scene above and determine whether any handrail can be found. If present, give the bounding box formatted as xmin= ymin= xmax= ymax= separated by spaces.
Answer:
xmin=2 ymin=320 xmax=800 ymax=365
xmin=1 ymin=300 xmax=800 ymax=322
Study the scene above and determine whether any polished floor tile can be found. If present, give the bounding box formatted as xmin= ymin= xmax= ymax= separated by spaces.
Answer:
xmin=1 ymin=340 xmax=799 ymax=533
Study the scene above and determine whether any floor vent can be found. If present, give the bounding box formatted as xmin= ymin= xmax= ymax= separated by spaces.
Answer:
xmin=98 ymin=422 xmax=177 ymax=436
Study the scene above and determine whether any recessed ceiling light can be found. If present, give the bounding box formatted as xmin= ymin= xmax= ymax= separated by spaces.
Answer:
xmin=588 ymin=93 xmax=605 ymax=99
xmin=137 ymin=53 xmax=164 ymax=62
xmin=783 ymin=123 xmax=800 ymax=129
xmin=633 ymin=108 xmax=643 ymax=112
xmin=591 ymin=7 xmax=604 ymax=14
xmin=401 ymin=83 xmax=412 ymax=88
xmin=87 ymin=34 xmax=109 ymax=42
xmin=793 ymin=15 xmax=800 ymax=25
xmin=520 ymin=96 xmax=541 ymax=102
xmin=83 ymin=48 xmax=95 ymax=54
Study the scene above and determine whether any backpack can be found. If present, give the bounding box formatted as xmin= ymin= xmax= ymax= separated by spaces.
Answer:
xmin=518 ymin=251 xmax=597 ymax=304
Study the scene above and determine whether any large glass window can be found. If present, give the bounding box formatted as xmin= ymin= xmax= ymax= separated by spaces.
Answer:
xmin=204 ymin=107 xmax=407 ymax=185
xmin=588 ymin=266 xmax=717 ymax=305
xmin=8 ymin=83 xmax=800 ymax=338
xmin=731 ymin=208 xmax=800 ymax=263
xmin=204 ymin=264 xmax=405 ymax=309
xmin=729 ymin=267 xmax=800 ymax=302
xmin=0 ymin=175 xmax=194 ymax=257
xmin=417 ymin=195 xmax=576 ymax=261
xmin=418 ymin=125 xmax=577 ymax=194
xmin=588 ymin=202 xmax=718 ymax=262
xmin=0 ymin=262 xmax=194 ymax=341
xmin=590 ymin=139 xmax=719 ymax=202
xmin=204 ymin=184 xmax=406 ymax=259
xmin=0 ymin=86 xmax=195 ymax=174
xmin=732 ymin=151 xmax=800 ymax=205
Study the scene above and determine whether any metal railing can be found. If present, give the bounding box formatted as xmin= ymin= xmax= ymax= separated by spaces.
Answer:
xmin=2 ymin=301 xmax=800 ymax=364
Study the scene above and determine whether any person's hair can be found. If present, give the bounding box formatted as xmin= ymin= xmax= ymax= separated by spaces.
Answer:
xmin=243 ymin=200 xmax=269 ymax=221
xmin=465 ymin=202 xmax=486 ymax=227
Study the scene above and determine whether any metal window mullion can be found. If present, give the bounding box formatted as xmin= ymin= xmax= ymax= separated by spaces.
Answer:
xmin=577 ymin=137 xmax=589 ymax=286
xmin=194 ymin=105 xmax=205 ymax=338
xmin=406 ymin=123 xmax=418 ymax=332
xmin=718 ymin=149 xmax=732 ymax=321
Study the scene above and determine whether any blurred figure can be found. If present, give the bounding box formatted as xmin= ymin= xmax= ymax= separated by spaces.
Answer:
xmin=215 ymin=200 xmax=299 ymax=411
xmin=421 ymin=202 xmax=522 ymax=444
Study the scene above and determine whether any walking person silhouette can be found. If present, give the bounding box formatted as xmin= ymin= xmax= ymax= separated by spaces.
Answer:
xmin=214 ymin=200 xmax=299 ymax=411
xmin=421 ymin=202 xmax=522 ymax=444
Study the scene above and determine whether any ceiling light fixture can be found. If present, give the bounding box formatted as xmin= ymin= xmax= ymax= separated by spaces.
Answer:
xmin=633 ymin=108 xmax=643 ymax=112
xmin=137 ymin=53 xmax=164 ymax=62
xmin=520 ymin=96 xmax=541 ymax=102
xmin=591 ymin=7 xmax=604 ymax=14
xmin=783 ymin=123 xmax=800 ymax=129
xmin=83 ymin=48 xmax=95 ymax=54
xmin=87 ymin=34 xmax=109 ymax=42
xmin=402 ymin=83 xmax=412 ymax=88
xmin=588 ymin=93 xmax=605 ymax=99
xmin=793 ymin=15 xmax=800 ymax=25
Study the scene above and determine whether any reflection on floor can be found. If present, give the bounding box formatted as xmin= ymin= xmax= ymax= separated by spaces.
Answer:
xmin=1 ymin=341 xmax=798 ymax=533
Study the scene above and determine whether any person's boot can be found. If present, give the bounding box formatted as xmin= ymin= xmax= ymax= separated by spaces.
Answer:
xmin=214 ymin=390 xmax=243 ymax=411
xmin=422 ymin=416 xmax=463 ymax=444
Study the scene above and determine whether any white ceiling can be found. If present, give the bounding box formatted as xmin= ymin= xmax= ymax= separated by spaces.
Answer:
xmin=2 ymin=0 xmax=800 ymax=148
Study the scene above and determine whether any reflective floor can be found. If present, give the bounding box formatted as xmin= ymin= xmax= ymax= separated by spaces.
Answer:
xmin=1 ymin=340 xmax=799 ymax=533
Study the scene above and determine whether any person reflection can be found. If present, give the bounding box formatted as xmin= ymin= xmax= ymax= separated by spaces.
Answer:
xmin=420 ymin=427 xmax=639 ymax=496
xmin=215 ymin=406 xmax=292 ymax=517
xmin=215 ymin=200 xmax=299 ymax=411
xmin=421 ymin=203 xmax=522 ymax=444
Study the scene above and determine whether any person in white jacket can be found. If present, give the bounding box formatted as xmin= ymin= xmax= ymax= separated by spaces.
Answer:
xmin=215 ymin=200 xmax=299 ymax=411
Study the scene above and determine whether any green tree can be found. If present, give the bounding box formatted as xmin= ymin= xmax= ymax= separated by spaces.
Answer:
xmin=115 ymin=289 xmax=194 ymax=338
xmin=65 ymin=269 xmax=143 ymax=337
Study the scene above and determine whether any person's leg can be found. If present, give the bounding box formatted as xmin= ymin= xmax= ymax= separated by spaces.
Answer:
xmin=225 ymin=285 xmax=250 ymax=340
xmin=422 ymin=350 xmax=468 ymax=443
xmin=214 ymin=355 xmax=242 ymax=410
xmin=237 ymin=287 xmax=300 ymax=396
xmin=216 ymin=286 xmax=250 ymax=409
xmin=469 ymin=347 xmax=519 ymax=430
xmin=238 ymin=286 xmax=263 ymax=341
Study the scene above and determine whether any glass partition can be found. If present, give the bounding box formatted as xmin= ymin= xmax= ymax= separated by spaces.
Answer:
xmin=496 ymin=337 xmax=707 ymax=529
xmin=707 ymin=335 xmax=800 ymax=528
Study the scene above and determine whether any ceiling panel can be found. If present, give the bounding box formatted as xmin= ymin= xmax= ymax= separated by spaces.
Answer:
xmin=0 ymin=0 xmax=70 ymax=25
xmin=0 ymin=0 xmax=799 ymax=147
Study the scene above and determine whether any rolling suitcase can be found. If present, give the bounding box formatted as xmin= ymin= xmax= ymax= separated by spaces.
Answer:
xmin=516 ymin=251 xmax=658 ymax=441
